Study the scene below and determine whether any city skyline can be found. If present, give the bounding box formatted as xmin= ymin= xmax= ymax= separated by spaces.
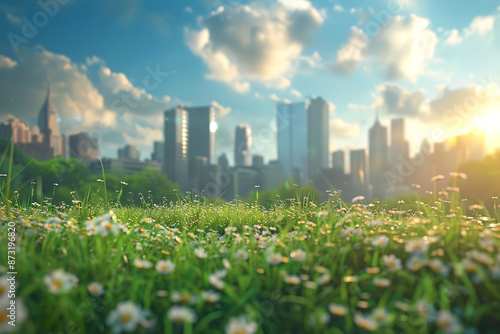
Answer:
xmin=0 ymin=0 xmax=499 ymax=165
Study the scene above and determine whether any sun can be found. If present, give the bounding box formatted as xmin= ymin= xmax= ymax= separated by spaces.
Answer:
xmin=472 ymin=111 xmax=500 ymax=135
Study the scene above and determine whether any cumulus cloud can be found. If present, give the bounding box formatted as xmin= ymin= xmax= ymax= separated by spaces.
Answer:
xmin=333 ymin=5 xmax=344 ymax=12
xmin=347 ymin=103 xmax=367 ymax=111
xmin=0 ymin=47 xmax=177 ymax=158
xmin=330 ymin=118 xmax=360 ymax=138
xmin=332 ymin=14 xmax=438 ymax=81
xmin=372 ymin=83 xmax=428 ymax=117
xmin=211 ymin=100 xmax=231 ymax=116
xmin=185 ymin=0 xmax=323 ymax=92
xmin=465 ymin=15 xmax=496 ymax=36
xmin=290 ymin=89 xmax=302 ymax=98
xmin=445 ymin=29 xmax=462 ymax=46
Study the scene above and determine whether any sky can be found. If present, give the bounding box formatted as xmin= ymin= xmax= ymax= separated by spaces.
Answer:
xmin=0 ymin=0 xmax=499 ymax=165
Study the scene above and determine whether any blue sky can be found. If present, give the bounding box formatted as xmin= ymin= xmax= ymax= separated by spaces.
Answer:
xmin=0 ymin=0 xmax=499 ymax=164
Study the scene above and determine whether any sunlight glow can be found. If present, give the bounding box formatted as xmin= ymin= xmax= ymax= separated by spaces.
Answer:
xmin=472 ymin=111 xmax=500 ymax=135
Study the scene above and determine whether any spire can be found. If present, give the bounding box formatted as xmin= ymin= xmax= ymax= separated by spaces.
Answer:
xmin=37 ymin=79 xmax=60 ymax=137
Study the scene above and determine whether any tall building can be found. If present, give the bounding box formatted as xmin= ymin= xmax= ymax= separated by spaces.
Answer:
xmin=0 ymin=117 xmax=32 ymax=144
xmin=151 ymin=141 xmax=164 ymax=163
xmin=252 ymin=155 xmax=264 ymax=169
xmin=307 ymin=97 xmax=329 ymax=180
xmin=163 ymin=107 xmax=189 ymax=190
xmin=277 ymin=101 xmax=307 ymax=181
xmin=118 ymin=145 xmax=140 ymax=160
xmin=454 ymin=132 xmax=486 ymax=162
xmin=68 ymin=132 xmax=98 ymax=166
xmin=218 ymin=153 xmax=229 ymax=171
xmin=234 ymin=124 xmax=252 ymax=167
xmin=184 ymin=106 xmax=216 ymax=176
xmin=37 ymin=81 xmax=65 ymax=158
xmin=350 ymin=149 xmax=367 ymax=185
xmin=332 ymin=150 xmax=345 ymax=172
xmin=390 ymin=118 xmax=410 ymax=164
xmin=369 ymin=115 xmax=389 ymax=198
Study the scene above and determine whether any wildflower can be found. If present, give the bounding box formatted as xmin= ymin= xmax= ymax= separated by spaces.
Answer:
xmin=171 ymin=291 xmax=197 ymax=304
xmin=328 ymin=303 xmax=347 ymax=316
xmin=351 ymin=196 xmax=365 ymax=203
xmin=317 ymin=272 xmax=331 ymax=285
xmin=354 ymin=313 xmax=377 ymax=331
xmin=449 ymin=172 xmax=467 ymax=180
xmin=235 ymin=249 xmax=249 ymax=261
xmin=461 ymin=258 xmax=478 ymax=274
xmin=209 ymin=269 xmax=227 ymax=290
xmin=43 ymin=269 xmax=78 ymax=294
xmin=340 ymin=227 xmax=363 ymax=240
xmin=290 ymin=249 xmax=307 ymax=262
xmin=406 ymin=256 xmax=427 ymax=271
xmin=372 ymin=235 xmax=389 ymax=248
xmin=0 ymin=297 xmax=27 ymax=333
xmin=405 ymin=239 xmax=428 ymax=255
xmin=372 ymin=277 xmax=391 ymax=288
xmin=382 ymin=254 xmax=402 ymax=272
xmin=316 ymin=211 xmax=328 ymax=218
xmin=88 ymin=282 xmax=105 ymax=296
xmin=366 ymin=267 xmax=380 ymax=274
xmin=467 ymin=250 xmax=494 ymax=267
xmin=436 ymin=310 xmax=462 ymax=334
xmin=194 ymin=248 xmax=208 ymax=259
xmin=431 ymin=175 xmax=445 ymax=182
xmin=372 ymin=308 xmax=390 ymax=326
xmin=155 ymin=260 xmax=175 ymax=275
xmin=267 ymin=253 xmax=282 ymax=265
xmin=222 ymin=258 xmax=231 ymax=269
xmin=428 ymin=259 xmax=450 ymax=276
xmin=414 ymin=300 xmax=436 ymax=320
xmin=394 ymin=301 xmax=409 ymax=312
xmin=225 ymin=316 xmax=257 ymax=334
xmin=134 ymin=259 xmax=153 ymax=269
xmin=202 ymin=290 xmax=221 ymax=303
xmin=284 ymin=275 xmax=301 ymax=285
xmin=106 ymin=301 xmax=151 ymax=333
xmin=167 ymin=305 xmax=197 ymax=324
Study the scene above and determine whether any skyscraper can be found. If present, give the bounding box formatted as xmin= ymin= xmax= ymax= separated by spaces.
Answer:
xmin=390 ymin=118 xmax=410 ymax=164
xmin=307 ymin=97 xmax=329 ymax=181
xmin=350 ymin=149 xmax=367 ymax=185
xmin=163 ymin=107 xmax=189 ymax=190
xmin=118 ymin=145 xmax=140 ymax=160
xmin=37 ymin=81 xmax=65 ymax=157
xmin=151 ymin=141 xmax=164 ymax=163
xmin=277 ymin=101 xmax=307 ymax=181
xmin=234 ymin=124 xmax=252 ymax=167
xmin=68 ymin=132 xmax=98 ymax=166
xmin=369 ymin=115 xmax=389 ymax=199
xmin=332 ymin=150 xmax=345 ymax=172
xmin=184 ymin=106 xmax=216 ymax=175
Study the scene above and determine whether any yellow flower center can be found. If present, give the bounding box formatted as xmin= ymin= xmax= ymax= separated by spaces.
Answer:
xmin=161 ymin=265 xmax=169 ymax=271
xmin=234 ymin=329 xmax=247 ymax=334
xmin=53 ymin=279 xmax=63 ymax=289
xmin=120 ymin=313 xmax=132 ymax=324
xmin=465 ymin=263 xmax=477 ymax=273
xmin=180 ymin=294 xmax=191 ymax=302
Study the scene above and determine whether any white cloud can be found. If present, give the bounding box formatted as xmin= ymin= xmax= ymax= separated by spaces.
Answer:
xmin=0 ymin=55 xmax=17 ymax=69
xmin=6 ymin=13 xmax=21 ymax=26
xmin=290 ymin=89 xmax=302 ymax=98
xmin=372 ymin=83 xmax=428 ymax=117
xmin=347 ymin=103 xmax=367 ymax=110
xmin=332 ymin=14 xmax=438 ymax=81
xmin=330 ymin=118 xmax=360 ymax=138
xmin=184 ymin=6 xmax=193 ymax=13
xmin=465 ymin=15 xmax=496 ymax=36
xmin=185 ymin=0 xmax=323 ymax=92
xmin=211 ymin=100 xmax=231 ymax=116
xmin=333 ymin=5 xmax=344 ymax=12
xmin=445 ymin=29 xmax=462 ymax=46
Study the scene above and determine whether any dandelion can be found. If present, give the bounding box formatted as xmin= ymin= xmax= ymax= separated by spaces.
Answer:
xmin=354 ymin=313 xmax=377 ymax=331
xmin=225 ymin=316 xmax=257 ymax=334
xmin=106 ymin=301 xmax=151 ymax=333
xmin=328 ymin=303 xmax=347 ymax=316
xmin=382 ymin=254 xmax=402 ymax=272
xmin=290 ymin=249 xmax=307 ymax=262
xmin=235 ymin=249 xmax=249 ymax=261
xmin=167 ymin=305 xmax=197 ymax=324
xmin=194 ymin=248 xmax=208 ymax=259
xmin=87 ymin=282 xmax=105 ymax=296
xmin=202 ymin=290 xmax=221 ymax=303
xmin=436 ymin=310 xmax=462 ymax=334
xmin=134 ymin=259 xmax=153 ymax=269
xmin=267 ymin=253 xmax=282 ymax=265
xmin=155 ymin=260 xmax=175 ymax=275
xmin=284 ymin=274 xmax=301 ymax=285
xmin=372 ymin=235 xmax=389 ymax=247
xmin=43 ymin=269 xmax=78 ymax=294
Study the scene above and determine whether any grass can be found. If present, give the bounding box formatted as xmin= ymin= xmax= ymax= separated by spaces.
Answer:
xmin=1 ymin=191 xmax=500 ymax=334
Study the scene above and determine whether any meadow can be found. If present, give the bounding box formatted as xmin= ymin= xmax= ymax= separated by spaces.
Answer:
xmin=1 ymin=187 xmax=500 ymax=333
